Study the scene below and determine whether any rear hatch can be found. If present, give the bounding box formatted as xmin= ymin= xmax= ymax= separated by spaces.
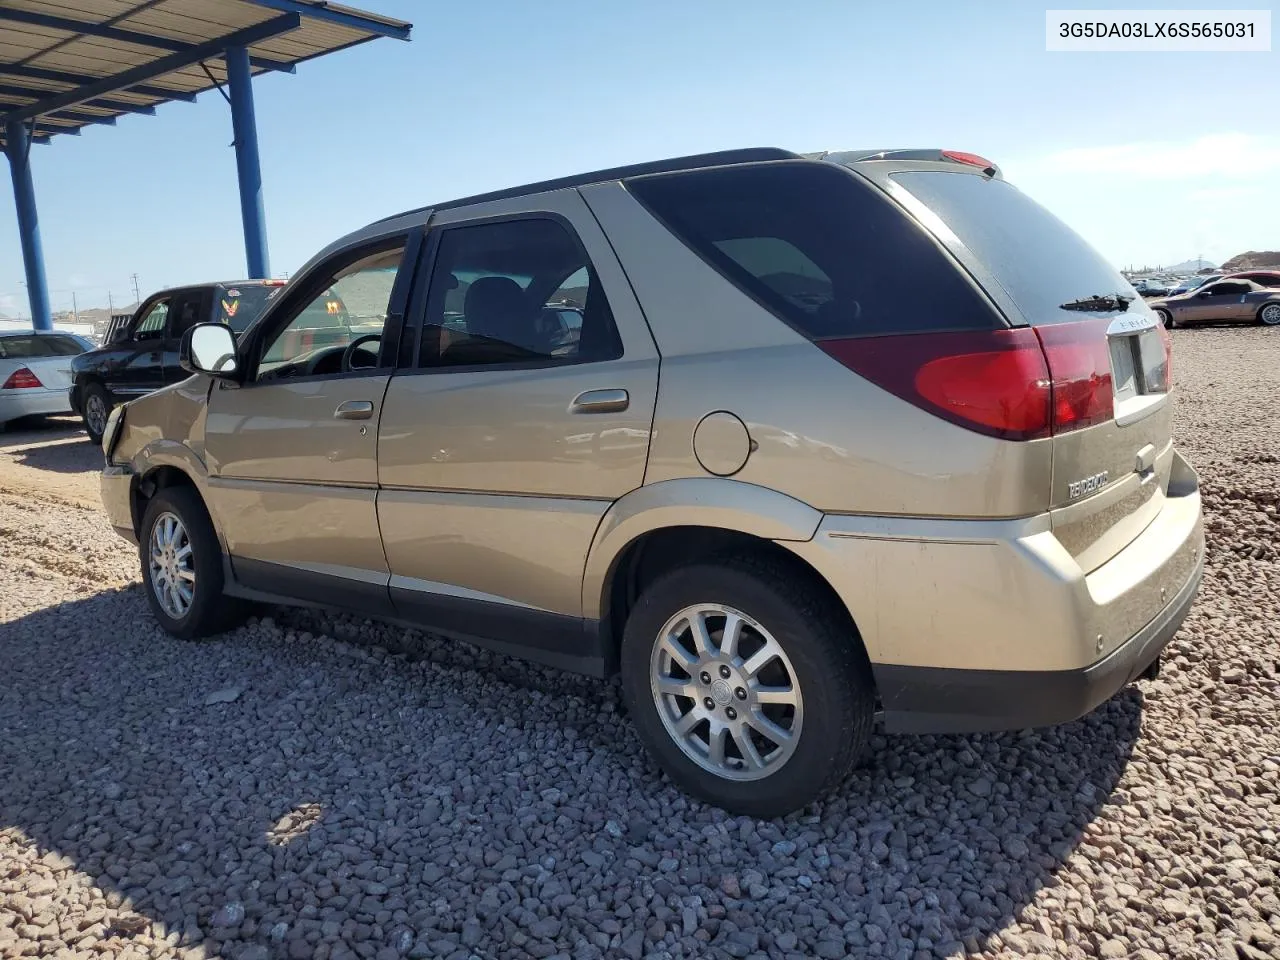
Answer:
xmin=883 ymin=163 xmax=1173 ymax=572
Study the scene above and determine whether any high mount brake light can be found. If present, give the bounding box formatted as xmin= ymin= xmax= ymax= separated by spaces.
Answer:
xmin=819 ymin=317 xmax=1117 ymax=441
xmin=2 ymin=367 xmax=42 ymax=390
xmin=941 ymin=150 xmax=996 ymax=169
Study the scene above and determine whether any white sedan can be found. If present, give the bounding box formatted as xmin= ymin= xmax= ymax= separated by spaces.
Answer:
xmin=0 ymin=330 xmax=96 ymax=428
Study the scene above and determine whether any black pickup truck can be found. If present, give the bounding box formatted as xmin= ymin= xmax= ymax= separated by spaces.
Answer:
xmin=70 ymin=279 xmax=288 ymax=442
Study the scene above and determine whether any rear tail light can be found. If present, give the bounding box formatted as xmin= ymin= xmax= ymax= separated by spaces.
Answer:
xmin=2 ymin=367 xmax=42 ymax=390
xmin=821 ymin=330 xmax=1052 ymax=441
xmin=1157 ymin=320 xmax=1173 ymax=388
xmin=1034 ymin=319 xmax=1114 ymax=434
xmin=819 ymin=317 xmax=1116 ymax=441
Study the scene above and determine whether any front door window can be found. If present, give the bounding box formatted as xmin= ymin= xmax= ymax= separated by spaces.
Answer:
xmin=258 ymin=246 xmax=404 ymax=381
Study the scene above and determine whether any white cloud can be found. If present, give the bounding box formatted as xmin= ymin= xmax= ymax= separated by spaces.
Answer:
xmin=1037 ymin=133 xmax=1280 ymax=181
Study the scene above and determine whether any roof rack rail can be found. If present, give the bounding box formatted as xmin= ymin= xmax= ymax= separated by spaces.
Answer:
xmin=378 ymin=147 xmax=802 ymax=223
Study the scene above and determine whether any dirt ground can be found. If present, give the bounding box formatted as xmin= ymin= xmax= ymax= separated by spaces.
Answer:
xmin=0 ymin=415 xmax=104 ymax=509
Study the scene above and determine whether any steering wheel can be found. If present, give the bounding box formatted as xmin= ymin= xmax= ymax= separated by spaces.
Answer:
xmin=341 ymin=333 xmax=382 ymax=373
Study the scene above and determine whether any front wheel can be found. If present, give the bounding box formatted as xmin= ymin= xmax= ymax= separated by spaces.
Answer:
xmin=620 ymin=558 xmax=875 ymax=818
xmin=1155 ymin=308 xmax=1174 ymax=329
xmin=1259 ymin=303 xmax=1280 ymax=326
xmin=140 ymin=486 xmax=249 ymax=639
xmin=81 ymin=383 xmax=112 ymax=445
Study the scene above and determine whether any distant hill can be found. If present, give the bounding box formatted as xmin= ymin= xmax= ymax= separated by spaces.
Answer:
xmin=1221 ymin=251 xmax=1280 ymax=272
xmin=1165 ymin=258 xmax=1218 ymax=273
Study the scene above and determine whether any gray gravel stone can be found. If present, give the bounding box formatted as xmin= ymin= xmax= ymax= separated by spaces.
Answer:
xmin=1 ymin=330 xmax=1278 ymax=960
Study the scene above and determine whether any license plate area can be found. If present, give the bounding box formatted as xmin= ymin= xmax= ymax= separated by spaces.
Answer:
xmin=1109 ymin=329 xmax=1168 ymax=404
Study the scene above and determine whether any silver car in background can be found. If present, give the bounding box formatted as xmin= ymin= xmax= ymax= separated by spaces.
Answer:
xmin=0 ymin=330 xmax=94 ymax=429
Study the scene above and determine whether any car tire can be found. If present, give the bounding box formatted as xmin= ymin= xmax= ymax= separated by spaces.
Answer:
xmin=81 ymin=382 xmax=112 ymax=445
xmin=139 ymin=485 xmax=249 ymax=640
xmin=1258 ymin=303 xmax=1280 ymax=326
xmin=620 ymin=556 xmax=875 ymax=818
xmin=1155 ymin=308 xmax=1174 ymax=329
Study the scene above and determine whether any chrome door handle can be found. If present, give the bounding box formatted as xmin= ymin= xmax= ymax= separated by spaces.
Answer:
xmin=569 ymin=389 xmax=629 ymax=414
xmin=334 ymin=400 xmax=374 ymax=420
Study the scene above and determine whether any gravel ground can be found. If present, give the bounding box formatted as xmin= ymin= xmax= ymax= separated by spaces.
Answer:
xmin=1 ymin=327 xmax=1278 ymax=960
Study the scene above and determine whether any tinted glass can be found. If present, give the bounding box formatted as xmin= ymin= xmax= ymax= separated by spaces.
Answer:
xmin=169 ymin=293 xmax=206 ymax=338
xmin=0 ymin=334 xmax=86 ymax=358
xmin=892 ymin=171 xmax=1143 ymax=326
xmin=1206 ymin=282 xmax=1250 ymax=296
xmin=626 ymin=161 xmax=999 ymax=338
xmin=419 ymin=218 xmax=622 ymax=368
xmin=216 ymin=284 xmax=285 ymax=332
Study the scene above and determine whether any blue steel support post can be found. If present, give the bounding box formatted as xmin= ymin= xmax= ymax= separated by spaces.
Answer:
xmin=225 ymin=46 xmax=270 ymax=278
xmin=4 ymin=119 xmax=53 ymax=331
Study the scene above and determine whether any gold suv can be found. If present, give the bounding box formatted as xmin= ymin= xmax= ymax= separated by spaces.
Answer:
xmin=100 ymin=148 xmax=1204 ymax=816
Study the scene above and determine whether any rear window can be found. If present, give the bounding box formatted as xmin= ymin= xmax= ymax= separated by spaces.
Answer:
xmin=891 ymin=171 xmax=1142 ymax=326
xmin=217 ymin=284 xmax=285 ymax=332
xmin=0 ymin=334 xmax=86 ymax=358
xmin=625 ymin=161 xmax=999 ymax=338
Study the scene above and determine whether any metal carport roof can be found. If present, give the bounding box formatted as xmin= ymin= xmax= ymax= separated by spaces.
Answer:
xmin=2 ymin=0 xmax=412 ymax=328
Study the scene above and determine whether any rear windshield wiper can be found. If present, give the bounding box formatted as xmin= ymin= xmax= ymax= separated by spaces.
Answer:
xmin=1059 ymin=293 xmax=1135 ymax=312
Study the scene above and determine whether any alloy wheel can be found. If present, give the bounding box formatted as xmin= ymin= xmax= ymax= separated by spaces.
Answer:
xmin=86 ymin=394 xmax=108 ymax=436
xmin=649 ymin=604 xmax=803 ymax=782
xmin=149 ymin=511 xmax=195 ymax=619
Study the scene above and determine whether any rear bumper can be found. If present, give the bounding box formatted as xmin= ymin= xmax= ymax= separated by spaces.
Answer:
xmin=874 ymin=550 xmax=1201 ymax=733
xmin=0 ymin=389 xmax=73 ymax=423
xmin=782 ymin=450 xmax=1205 ymax=735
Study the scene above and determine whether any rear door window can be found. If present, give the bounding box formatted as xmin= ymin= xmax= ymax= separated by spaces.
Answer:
xmin=168 ymin=291 xmax=208 ymax=339
xmin=890 ymin=171 xmax=1142 ymax=326
xmin=418 ymin=217 xmax=623 ymax=367
xmin=624 ymin=160 xmax=1000 ymax=338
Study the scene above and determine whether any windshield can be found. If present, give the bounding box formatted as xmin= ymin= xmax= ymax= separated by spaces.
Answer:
xmin=890 ymin=171 xmax=1145 ymax=325
xmin=216 ymin=284 xmax=285 ymax=332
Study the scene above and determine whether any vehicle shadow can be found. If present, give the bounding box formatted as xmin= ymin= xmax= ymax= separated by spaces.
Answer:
xmin=0 ymin=418 xmax=101 ymax=475
xmin=0 ymin=589 xmax=1140 ymax=959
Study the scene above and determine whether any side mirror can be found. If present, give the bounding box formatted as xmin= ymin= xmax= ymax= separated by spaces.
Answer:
xmin=181 ymin=323 xmax=240 ymax=377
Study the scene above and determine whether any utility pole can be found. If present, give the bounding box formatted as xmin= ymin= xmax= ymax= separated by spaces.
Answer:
xmin=108 ymin=291 xmax=114 ymax=312
xmin=71 ymin=290 xmax=79 ymax=322
xmin=130 ymin=273 xmax=141 ymax=304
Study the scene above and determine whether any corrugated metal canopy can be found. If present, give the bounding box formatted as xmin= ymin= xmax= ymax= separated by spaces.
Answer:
xmin=0 ymin=0 xmax=410 ymax=147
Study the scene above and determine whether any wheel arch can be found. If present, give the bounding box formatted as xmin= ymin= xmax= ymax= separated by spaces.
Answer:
xmin=584 ymin=479 xmax=870 ymax=674
xmin=128 ymin=444 xmax=214 ymax=542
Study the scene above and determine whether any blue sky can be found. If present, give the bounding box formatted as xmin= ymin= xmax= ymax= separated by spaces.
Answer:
xmin=2 ymin=0 xmax=1277 ymax=316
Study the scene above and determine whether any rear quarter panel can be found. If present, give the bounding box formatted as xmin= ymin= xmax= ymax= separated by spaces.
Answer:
xmin=580 ymin=181 xmax=1052 ymax=518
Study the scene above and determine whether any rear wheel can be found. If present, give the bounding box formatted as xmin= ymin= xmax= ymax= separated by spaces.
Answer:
xmin=1259 ymin=303 xmax=1280 ymax=326
xmin=140 ymin=486 xmax=248 ymax=639
xmin=81 ymin=382 xmax=111 ymax=445
xmin=620 ymin=557 xmax=874 ymax=818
